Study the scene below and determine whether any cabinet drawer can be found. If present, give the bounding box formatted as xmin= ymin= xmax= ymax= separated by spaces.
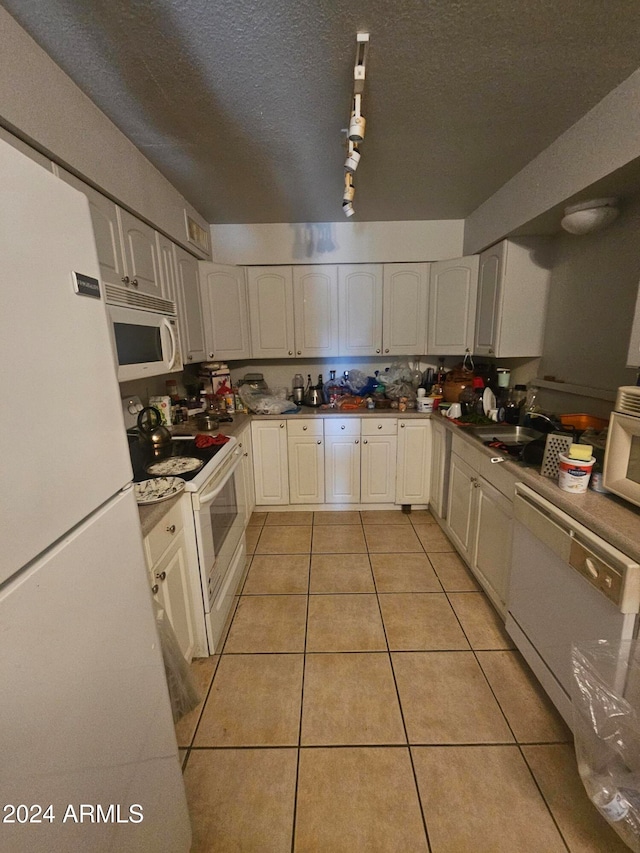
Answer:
xmin=324 ymin=418 xmax=361 ymax=436
xmin=146 ymin=499 xmax=184 ymax=565
xmin=362 ymin=418 xmax=397 ymax=436
xmin=451 ymin=433 xmax=484 ymax=471
xmin=287 ymin=418 xmax=323 ymax=437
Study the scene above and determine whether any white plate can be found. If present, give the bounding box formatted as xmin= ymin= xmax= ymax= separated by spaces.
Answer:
xmin=134 ymin=477 xmax=185 ymax=505
xmin=145 ymin=456 xmax=203 ymax=476
xmin=482 ymin=387 xmax=497 ymax=415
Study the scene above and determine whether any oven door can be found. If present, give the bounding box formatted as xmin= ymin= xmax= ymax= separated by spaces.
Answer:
xmin=192 ymin=447 xmax=246 ymax=610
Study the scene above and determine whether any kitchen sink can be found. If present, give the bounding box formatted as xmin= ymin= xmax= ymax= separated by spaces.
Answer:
xmin=467 ymin=425 xmax=544 ymax=445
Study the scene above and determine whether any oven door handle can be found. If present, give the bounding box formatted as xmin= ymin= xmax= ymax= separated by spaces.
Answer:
xmin=197 ymin=450 xmax=243 ymax=506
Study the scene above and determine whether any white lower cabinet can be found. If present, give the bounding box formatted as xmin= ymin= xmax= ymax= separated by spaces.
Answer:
xmin=324 ymin=419 xmax=361 ymax=504
xmin=142 ymin=499 xmax=196 ymax=662
xmin=237 ymin=423 xmax=256 ymax=522
xmin=288 ymin=419 xmax=325 ymax=504
xmin=396 ymin=420 xmax=432 ymax=505
xmin=429 ymin=416 xmax=451 ymax=520
xmin=251 ymin=420 xmax=289 ymax=505
xmin=361 ymin=419 xmax=397 ymax=503
xmin=445 ymin=435 xmax=515 ymax=614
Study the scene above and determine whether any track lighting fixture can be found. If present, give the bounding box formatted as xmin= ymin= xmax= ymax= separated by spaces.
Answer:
xmin=341 ymin=32 xmax=369 ymax=217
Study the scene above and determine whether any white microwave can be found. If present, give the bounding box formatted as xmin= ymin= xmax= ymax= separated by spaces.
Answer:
xmin=105 ymin=284 xmax=182 ymax=382
xmin=603 ymin=386 xmax=640 ymax=508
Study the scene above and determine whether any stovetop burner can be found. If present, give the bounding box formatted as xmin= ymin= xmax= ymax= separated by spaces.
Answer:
xmin=127 ymin=433 xmax=226 ymax=483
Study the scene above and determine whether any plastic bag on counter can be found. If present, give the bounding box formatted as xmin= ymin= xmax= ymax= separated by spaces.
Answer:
xmin=571 ymin=640 xmax=640 ymax=851
xmin=153 ymin=599 xmax=200 ymax=723
xmin=238 ymin=382 xmax=299 ymax=415
xmin=378 ymin=359 xmax=416 ymax=401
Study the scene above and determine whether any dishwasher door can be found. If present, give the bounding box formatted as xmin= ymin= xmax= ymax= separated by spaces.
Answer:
xmin=506 ymin=487 xmax=638 ymax=728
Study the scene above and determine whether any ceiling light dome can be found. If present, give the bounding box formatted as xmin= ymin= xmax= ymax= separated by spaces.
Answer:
xmin=560 ymin=198 xmax=619 ymax=235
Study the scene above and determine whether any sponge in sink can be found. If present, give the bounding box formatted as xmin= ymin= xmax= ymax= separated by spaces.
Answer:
xmin=568 ymin=443 xmax=593 ymax=460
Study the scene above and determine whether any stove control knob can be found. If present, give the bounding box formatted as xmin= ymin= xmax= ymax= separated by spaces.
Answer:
xmin=128 ymin=403 xmax=138 ymax=415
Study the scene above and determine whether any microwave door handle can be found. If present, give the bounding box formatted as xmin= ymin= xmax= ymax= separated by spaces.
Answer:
xmin=162 ymin=317 xmax=177 ymax=368
xmin=198 ymin=451 xmax=243 ymax=505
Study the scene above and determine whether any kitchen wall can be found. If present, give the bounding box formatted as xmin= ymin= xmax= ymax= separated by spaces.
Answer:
xmin=0 ymin=7 xmax=209 ymax=255
xmin=209 ymin=221 xmax=464 ymax=265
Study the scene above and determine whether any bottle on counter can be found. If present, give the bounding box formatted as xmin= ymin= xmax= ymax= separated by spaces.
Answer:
xmin=325 ymin=370 xmax=341 ymax=406
xmin=317 ymin=374 xmax=325 ymax=404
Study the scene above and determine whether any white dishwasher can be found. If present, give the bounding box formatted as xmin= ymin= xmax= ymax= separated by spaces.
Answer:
xmin=506 ymin=482 xmax=640 ymax=729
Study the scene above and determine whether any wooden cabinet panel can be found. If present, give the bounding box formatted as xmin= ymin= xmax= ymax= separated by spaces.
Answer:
xmin=382 ymin=263 xmax=429 ymax=356
xmin=324 ymin=433 xmax=360 ymax=504
xmin=119 ymin=208 xmax=163 ymax=298
xmin=293 ymin=266 xmax=339 ymax=357
xmin=338 ymin=264 xmax=383 ymax=356
xmin=361 ymin=434 xmax=397 ymax=503
xmin=428 ymin=257 xmax=478 ymax=355
xmin=251 ymin=420 xmax=289 ymax=506
xmin=396 ymin=420 xmax=432 ymax=505
xmin=247 ymin=266 xmax=295 ymax=358
xmin=174 ymin=244 xmax=207 ymax=363
xmin=288 ymin=434 xmax=325 ymax=504
xmin=446 ymin=452 xmax=476 ymax=562
xmin=200 ymin=263 xmax=251 ymax=361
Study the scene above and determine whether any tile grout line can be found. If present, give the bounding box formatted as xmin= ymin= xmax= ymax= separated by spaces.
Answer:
xmin=370 ymin=543 xmax=434 ymax=853
xmin=289 ymin=546 xmax=312 ymax=853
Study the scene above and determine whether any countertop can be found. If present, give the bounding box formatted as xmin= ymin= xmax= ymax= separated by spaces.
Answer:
xmin=436 ymin=415 xmax=640 ymax=564
xmin=136 ymin=409 xmax=640 ymax=563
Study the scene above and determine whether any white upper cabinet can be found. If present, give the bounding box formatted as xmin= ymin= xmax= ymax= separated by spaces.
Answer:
xmin=338 ymin=265 xmax=383 ymax=356
xmin=293 ymin=266 xmax=339 ymax=357
xmin=174 ymin=245 xmax=207 ymax=364
xmin=118 ymin=209 xmax=163 ymax=299
xmin=428 ymin=257 xmax=479 ymax=355
xmin=200 ymin=262 xmax=251 ymax=361
xmin=247 ymin=266 xmax=295 ymax=359
xmin=156 ymin=232 xmax=178 ymax=302
xmin=627 ymin=284 xmax=640 ymax=367
xmin=475 ymin=239 xmax=551 ymax=357
xmin=382 ymin=263 xmax=430 ymax=356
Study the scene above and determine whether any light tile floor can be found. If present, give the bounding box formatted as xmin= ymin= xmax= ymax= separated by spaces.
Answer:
xmin=179 ymin=510 xmax=627 ymax=852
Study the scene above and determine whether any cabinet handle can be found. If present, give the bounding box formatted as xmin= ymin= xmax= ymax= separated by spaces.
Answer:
xmin=400 ymin=423 xmax=405 ymax=428
xmin=303 ymin=425 xmax=307 ymax=431
xmin=376 ymin=349 xmax=380 ymax=354
xmin=341 ymin=424 xmax=345 ymax=430
xmin=355 ymin=439 xmax=359 ymax=444
xmin=473 ymin=481 xmax=480 ymax=488
xmin=363 ymin=439 xmax=368 ymax=444
xmin=317 ymin=439 xmax=322 ymax=445
xmin=131 ymin=278 xmax=139 ymax=287
xmin=166 ymin=524 xmax=176 ymax=534
xmin=385 ymin=348 xmax=389 ymax=353
xmin=121 ymin=275 xmax=130 ymax=284
xmin=188 ymin=355 xmax=193 ymax=361
xmin=151 ymin=584 xmax=159 ymax=595
xmin=288 ymin=350 xmax=293 ymax=355
xmin=209 ymin=352 xmax=215 ymax=359
xmin=156 ymin=571 xmax=167 ymax=581
xmin=280 ymin=423 xmax=285 ymax=428
xmin=489 ymin=348 xmax=494 ymax=355
xmin=297 ymin=350 xmax=302 ymax=355
xmin=378 ymin=424 xmax=383 ymax=429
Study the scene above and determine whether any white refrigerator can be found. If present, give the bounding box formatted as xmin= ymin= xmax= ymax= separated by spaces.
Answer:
xmin=0 ymin=141 xmax=191 ymax=850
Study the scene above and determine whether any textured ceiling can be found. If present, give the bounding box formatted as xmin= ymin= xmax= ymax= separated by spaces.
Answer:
xmin=4 ymin=0 xmax=640 ymax=224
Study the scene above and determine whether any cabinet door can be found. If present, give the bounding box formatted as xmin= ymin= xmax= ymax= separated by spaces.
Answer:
xmin=57 ymin=170 xmax=127 ymax=289
xmin=288 ymin=435 xmax=325 ymax=504
xmin=395 ymin=420 xmax=432 ymax=505
xmin=428 ymin=257 xmax=479 ymax=355
xmin=174 ymin=245 xmax=207 ymax=364
xmin=238 ymin=426 xmax=256 ymax=522
xmin=156 ymin=232 xmax=178 ymax=301
xmin=247 ymin=266 xmax=295 ymax=358
xmin=361 ymin=435 xmax=397 ymax=503
xmin=472 ymin=478 xmax=512 ymax=614
xmin=118 ymin=208 xmax=163 ymax=298
xmin=445 ymin=452 xmax=476 ymax=562
xmin=200 ymin=263 xmax=251 ymax=361
xmin=475 ymin=243 xmax=504 ymax=356
xmin=251 ymin=421 xmax=289 ymax=506
xmin=382 ymin=263 xmax=429 ymax=356
xmin=430 ymin=419 xmax=444 ymax=518
xmin=338 ymin=264 xmax=383 ymax=356
xmin=293 ymin=266 xmax=339 ymax=357
xmin=324 ymin=435 xmax=360 ymax=503
xmin=151 ymin=530 xmax=196 ymax=662
xmin=628 ymin=286 xmax=640 ymax=367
